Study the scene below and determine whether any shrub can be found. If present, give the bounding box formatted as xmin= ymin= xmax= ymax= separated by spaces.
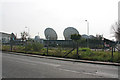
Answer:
xmin=25 ymin=42 xmax=43 ymax=52
xmin=12 ymin=45 xmax=25 ymax=52
xmin=32 ymin=42 xmax=43 ymax=51
xmin=79 ymin=48 xmax=91 ymax=52
xmin=25 ymin=43 xmax=33 ymax=51
xmin=2 ymin=45 xmax=10 ymax=51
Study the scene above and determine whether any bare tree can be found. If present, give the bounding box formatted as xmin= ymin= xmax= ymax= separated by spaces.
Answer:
xmin=21 ymin=31 xmax=28 ymax=41
xmin=112 ymin=22 xmax=120 ymax=41
xmin=112 ymin=22 xmax=120 ymax=51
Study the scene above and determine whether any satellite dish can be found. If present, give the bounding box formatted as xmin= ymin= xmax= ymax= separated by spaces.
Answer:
xmin=63 ymin=27 xmax=79 ymax=40
xmin=44 ymin=28 xmax=58 ymax=40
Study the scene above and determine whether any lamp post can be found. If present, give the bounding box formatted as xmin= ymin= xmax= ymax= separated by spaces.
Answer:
xmin=25 ymin=26 xmax=30 ymax=39
xmin=85 ymin=20 xmax=89 ymax=48
xmin=25 ymin=26 xmax=30 ymax=53
xmin=102 ymin=37 xmax=104 ymax=51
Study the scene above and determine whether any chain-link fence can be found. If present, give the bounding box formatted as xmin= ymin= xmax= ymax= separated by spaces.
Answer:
xmin=1 ymin=37 xmax=120 ymax=62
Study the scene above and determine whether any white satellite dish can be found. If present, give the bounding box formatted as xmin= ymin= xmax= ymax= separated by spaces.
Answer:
xmin=44 ymin=28 xmax=58 ymax=40
xmin=63 ymin=27 xmax=79 ymax=40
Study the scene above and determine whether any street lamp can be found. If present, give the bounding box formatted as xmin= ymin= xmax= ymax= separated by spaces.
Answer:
xmin=102 ymin=37 xmax=105 ymax=51
xmin=85 ymin=20 xmax=89 ymax=48
xmin=25 ymin=26 xmax=30 ymax=38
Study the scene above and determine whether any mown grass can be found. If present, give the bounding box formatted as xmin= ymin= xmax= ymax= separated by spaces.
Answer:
xmin=2 ymin=45 xmax=120 ymax=63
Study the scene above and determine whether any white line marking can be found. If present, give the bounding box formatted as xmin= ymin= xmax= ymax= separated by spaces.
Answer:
xmin=14 ymin=60 xmax=37 ymax=65
xmin=58 ymin=68 xmax=118 ymax=78
xmin=59 ymin=68 xmax=80 ymax=74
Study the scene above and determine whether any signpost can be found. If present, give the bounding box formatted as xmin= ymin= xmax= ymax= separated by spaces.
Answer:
xmin=111 ymin=47 xmax=114 ymax=62
xmin=10 ymin=33 xmax=14 ymax=51
xmin=10 ymin=33 xmax=16 ymax=51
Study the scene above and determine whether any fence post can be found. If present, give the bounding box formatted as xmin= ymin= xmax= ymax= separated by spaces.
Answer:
xmin=10 ymin=41 xmax=13 ymax=52
xmin=25 ymin=40 xmax=27 ymax=53
xmin=111 ymin=47 xmax=113 ymax=62
xmin=77 ymin=42 xmax=79 ymax=59
xmin=47 ymin=41 xmax=49 ymax=55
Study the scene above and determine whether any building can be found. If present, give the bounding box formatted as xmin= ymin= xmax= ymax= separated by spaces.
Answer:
xmin=0 ymin=32 xmax=11 ymax=43
xmin=43 ymin=40 xmax=74 ymax=47
xmin=81 ymin=34 xmax=89 ymax=39
xmin=34 ymin=35 xmax=45 ymax=44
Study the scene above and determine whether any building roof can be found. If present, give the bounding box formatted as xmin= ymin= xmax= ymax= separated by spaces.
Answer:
xmin=0 ymin=32 xmax=11 ymax=36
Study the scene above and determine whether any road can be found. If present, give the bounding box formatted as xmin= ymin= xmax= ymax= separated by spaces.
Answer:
xmin=2 ymin=52 xmax=119 ymax=78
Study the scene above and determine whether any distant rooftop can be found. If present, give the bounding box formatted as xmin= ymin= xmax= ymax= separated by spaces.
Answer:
xmin=0 ymin=32 xmax=11 ymax=36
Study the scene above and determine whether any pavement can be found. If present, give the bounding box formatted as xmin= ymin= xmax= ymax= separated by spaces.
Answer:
xmin=2 ymin=51 xmax=120 ymax=66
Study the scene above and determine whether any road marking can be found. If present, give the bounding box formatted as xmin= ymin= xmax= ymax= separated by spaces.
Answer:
xmin=3 ymin=55 xmax=60 ymax=67
xmin=95 ymin=71 xmax=118 ymax=78
xmin=58 ymin=68 xmax=103 ymax=78
xmin=59 ymin=68 xmax=80 ymax=74
xmin=58 ymin=68 xmax=118 ymax=78
xmin=14 ymin=60 xmax=37 ymax=65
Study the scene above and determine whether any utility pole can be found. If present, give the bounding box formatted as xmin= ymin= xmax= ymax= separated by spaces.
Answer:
xmin=25 ymin=26 xmax=30 ymax=39
xmin=85 ymin=20 xmax=89 ymax=48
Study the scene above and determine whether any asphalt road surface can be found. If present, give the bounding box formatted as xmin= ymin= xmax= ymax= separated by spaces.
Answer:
xmin=2 ymin=52 xmax=119 ymax=78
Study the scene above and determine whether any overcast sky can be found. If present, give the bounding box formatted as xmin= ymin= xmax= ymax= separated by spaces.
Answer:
xmin=1 ymin=0 xmax=119 ymax=40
